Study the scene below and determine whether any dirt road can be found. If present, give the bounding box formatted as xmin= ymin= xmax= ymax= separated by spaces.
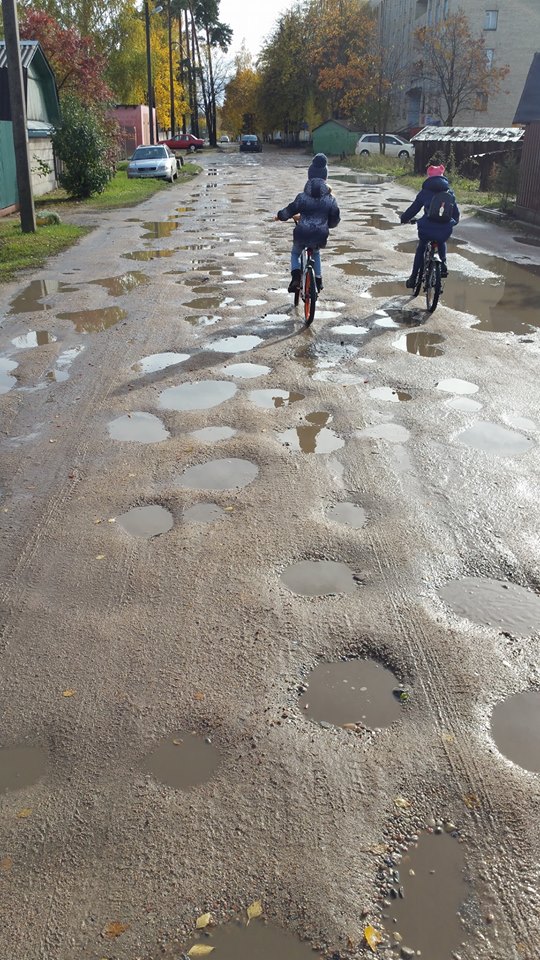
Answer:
xmin=1 ymin=149 xmax=539 ymax=960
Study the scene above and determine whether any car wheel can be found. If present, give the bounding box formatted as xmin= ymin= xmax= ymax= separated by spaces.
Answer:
xmin=360 ymin=149 xmax=370 ymax=156
xmin=398 ymin=150 xmax=410 ymax=159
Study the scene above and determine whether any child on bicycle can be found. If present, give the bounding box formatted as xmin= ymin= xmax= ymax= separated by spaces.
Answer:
xmin=400 ymin=164 xmax=460 ymax=287
xmin=275 ymin=153 xmax=340 ymax=293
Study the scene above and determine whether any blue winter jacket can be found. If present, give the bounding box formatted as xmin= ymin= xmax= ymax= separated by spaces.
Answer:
xmin=277 ymin=179 xmax=340 ymax=248
xmin=400 ymin=175 xmax=460 ymax=241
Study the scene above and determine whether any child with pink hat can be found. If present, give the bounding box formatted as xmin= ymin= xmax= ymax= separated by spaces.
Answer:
xmin=400 ymin=163 xmax=460 ymax=288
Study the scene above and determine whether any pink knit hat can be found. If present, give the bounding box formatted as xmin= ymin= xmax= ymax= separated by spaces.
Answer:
xmin=427 ymin=164 xmax=445 ymax=177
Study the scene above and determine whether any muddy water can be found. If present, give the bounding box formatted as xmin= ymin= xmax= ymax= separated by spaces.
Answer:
xmin=122 ymin=249 xmax=175 ymax=261
xmin=57 ymin=306 xmax=127 ymax=333
xmin=331 ymin=323 xmax=367 ymax=336
xmin=222 ymin=362 xmax=271 ymax=379
xmin=116 ymin=505 xmax=173 ymax=539
xmin=436 ymin=378 xmax=479 ymax=395
xmin=438 ymin=577 xmax=540 ymax=634
xmin=11 ymin=330 xmax=57 ymax=349
xmin=140 ymin=221 xmax=180 ymax=239
xmin=278 ymin=412 xmax=344 ymax=454
xmin=183 ymin=502 xmax=226 ymax=523
xmin=108 ymin=412 xmax=170 ymax=443
xmin=281 ymin=559 xmax=357 ymax=596
xmin=491 ymin=691 xmax=540 ymax=772
xmin=458 ymin=421 xmax=532 ymax=457
xmin=386 ymin=832 xmax=466 ymax=959
xmin=190 ymin=426 xmax=236 ymax=442
xmin=178 ymin=458 xmax=258 ymax=490
xmin=7 ymin=279 xmax=77 ymax=314
xmin=326 ymin=501 xmax=367 ymax=528
xmin=142 ymin=731 xmax=220 ymax=789
xmin=369 ymin=387 xmax=412 ymax=402
xmin=90 ymin=272 xmax=149 ymax=296
xmin=132 ymin=352 xmax=189 ymax=375
xmin=447 ymin=255 xmax=540 ymax=335
xmin=333 ymin=260 xmax=384 ymax=278
xmin=208 ymin=335 xmax=263 ymax=353
xmin=183 ymin=919 xmax=318 ymax=960
xmin=248 ymin=388 xmax=305 ymax=409
xmin=299 ymin=659 xmax=402 ymax=728
xmin=0 ymin=358 xmax=18 ymax=394
xmin=395 ymin=332 xmax=445 ymax=357
xmin=159 ymin=380 xmax=237 ymax=412
xmin=0 ymin=745 xmax=48 ymax=794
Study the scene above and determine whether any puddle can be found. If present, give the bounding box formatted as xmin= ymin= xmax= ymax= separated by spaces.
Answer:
xmin=358 ymin=213 xmax=394 ymax=230
xmin=183 ymin=502 xmax=226 ymax=523
xmin=116 ymin=504 xmax=173 ymax=539
xmin=310 ymin=309 xmax=341 ymax=320
xmin=445 ymin=396 xmax=483 ymax=413
xmin=90 ymin=271 xmax=149 ymax=296
xmin=142 ymin=731 xmax=220 ymax=789
xmin=190 ymin=426 xmax=236 ymax=442
xmin=243 ymin=272 xmax=268 ymax=279
xmin=185 ymin=314 xmax=222 ymax=327
xmin=132 ymin=352 xmax=189 ymax=375
xmin=491 ymin=690 xmax=540 ymax=772
xmin=458 ymin=421 xmax=532 ymax=457
xmin=438 ymin=577 xmax=540 ymax=634
xmin=7 ymin=279 xmax=77 ymax=314
xmin=369 ymin=387 xmax=412 ymax=402
xmin=183 ymin=919 xmax=317 ymax=960
xmin=233 ymin=251 xmax=258 ymax=259
xmin=0 ymin=745 xmax=48 ymax=794
xmin=248 ymin=388 xmax=305 ymax=409
xmin=245 ymin=298 xmax=267 ymax=306
xmin=46 ymin=345 xmax=84 ymax=383
xmin=326 ymin=501 xmax=367 ymax=528
xmin=178 ymin=458 xmax=258 ymax=490
xmin=108 ymin=412 xmax=169 ymax=443
xmin=298 ymin=658 xmax=402 ymax=728
xmin=436 ymin=378 xmax=479 ymax=395
xmin=331 ymin=324 xmax=366 ymax=335
xmin=11 ymin=330 xmax=57 ymax=349
xmin=122 ymin=249 xmax=175 ymax=260
xmin=57 ymin=306 xmax=127 ymax=333
xmin=395 ymin=332 xmax=445 ymax=357
xmin=223 ymin=362 xmax=271 ymax=379
xmin=208 ymin=335 xmax=263 ymax=353
xmin=359 ymin=422 xmax=410 ymax=443
xmin=333 ymin=260 xmax=381 ymax=278
xmin=0 ymin=358 xmax=18 ymax=394
xmin=386 ymin=832 xmax=466 ymax=959
xmin=159 ymin=380 xmax=237 ymax=411
xmin=281 ymin=559 xmax=357 ymax=597
xmin=140 ymin=221 xmax=180 ymax=239
xmin=184 ymin=296 xmax=222 ymax=310
xmin=278 ymin=412 xmax=344 ymax=454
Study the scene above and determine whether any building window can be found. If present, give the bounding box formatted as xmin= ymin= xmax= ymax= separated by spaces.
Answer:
xmin=484 ymin=10 xmax=498 ymax=29
xmin=486 ymin=48 xmax=494 ymax=68
xmin=476 ymin=92 xmax=489 ymax=111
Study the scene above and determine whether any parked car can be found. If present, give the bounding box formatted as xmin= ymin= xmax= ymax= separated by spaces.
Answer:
xmin=239 ymin=134 xmax=262 ymax=153
xmin=355 ymin=133 xmax=414 ymax=159
xmin=159 ymin=133 xmax=204 ymax=152
xmin=219 ymin=135 xmax=230 ymax=142
xmin=127 ymin=145 xmax=178 ymax=182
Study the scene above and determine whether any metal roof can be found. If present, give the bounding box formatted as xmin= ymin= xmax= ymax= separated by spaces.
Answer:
xmin=412 ymin=125 xmax=524 ymax=143
xmin=514 ymin=53 xmax=540 ymax=123
xmin=0 ymin=40 xmax=41 ymax=70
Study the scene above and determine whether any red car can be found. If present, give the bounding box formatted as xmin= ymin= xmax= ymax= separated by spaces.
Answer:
xmin=159 ymin=133 xmax=204 ymax=152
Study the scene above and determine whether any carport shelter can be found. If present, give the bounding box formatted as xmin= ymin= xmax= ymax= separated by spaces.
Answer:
xmin=411 ymin=126 xmax=524 ymax=186
xmin=513 ymin=52 xmax=540 ymax=226
xmin=311 ymin=119 xmax=361 ymax=157
xmin=0 ymin=39 xmax=60 ymax=215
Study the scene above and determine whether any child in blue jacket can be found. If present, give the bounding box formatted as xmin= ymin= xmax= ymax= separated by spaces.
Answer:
xmin=275 ymin=153 xmax=340 ymax=293
xmin=400 ymin=164 xmax=460 ymax=287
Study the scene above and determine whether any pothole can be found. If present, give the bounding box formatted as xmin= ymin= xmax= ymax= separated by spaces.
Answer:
xmin=0 ymin=745 xmax=48 ymax=794
xmin=108 ymin=412 xmax=169 ymax=443
xmin=11 ymin=330 xmax=57 ymax=349
xmin=57 ymin=307 xmax=127 ymax=333
xmin=159 ymin=380 xmax=237 ymax=412
xmin=46 ymin=345 xmax=84 ymax=384
xmin=436 ymin=378 xmax=479 ymax=395
xmin=142 ymin=731 xmax=220 ymax=789
xmin=184 ymin=296 xmax=222 ymax=310
xmin=445 ymin=396 xmax=483 ymax=413
xmin=277 ymin=412 xmax=344 ymax=454
xmin=248 ymin=389 xmax=305 ymax=409
xmin=395 ymin=332 xmax=445 ymax=357
xmin=181 ymin=917 xmax=317 ymax=959
xmin=298 ymin=658 xmax=403 ymax=728
xmin=208 ymin=335 xmax=263 ymax=353
xmin=0 ymin=358 xmax=18 ymax=394
xmin=295 ymin=341 xmax=358 ymax=371
xmin=281 ymin=559 xmax=358 ymax=596
xmin=8 ymin=279 xmax=77 ymax=314
xmin=183 ymin=502 xmax=226 ymax=523
xmin=140 ymin=221 xmax=180 ymax=239
xmin=190 ymin=426 xmax=236 ymax=442
xmin=90 ymin=272 xmax=149 ymax=296
xmin=326 ymin=501 xmax=367 ymax=528
xmin=116 ymin=504 xmax=173 ymax=538
xmin=178 ymin=458 xmax=258 ymax=490
xmin=222 ymin=362 xmax=271 ymax=379
xmin=369 ymin=387 xmax=412 ymax=402
xmin=358 ymin=423 xmax=410 ymax=443
xmin=491 ymin=690 xmax=540 ymax=772
xmin=331 ymin=324 xmax=367 ymax=336
xmin=458 ymin=421 xmax=532 ymax=457
xmin=132 ymin=352 xmax=189 ymax=374
xmin=122 ymin=249 xmax=175 ymax=260
xmin=438 ymin=577 xmax=540 ymax=634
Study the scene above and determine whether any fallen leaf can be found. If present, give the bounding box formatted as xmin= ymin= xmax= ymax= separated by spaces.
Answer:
xmin=463 ymin=793 xmax=481 ymax=810
xmin=187 ymin=946 xmax=215 ymax=957
xmin=0 ymin=855 xmax=13 ymax=872
xmin=107 ymin=518 xmax=116 ymax=524
xmin=442 ymin=731 xmax=455 ymax=744
xmin=394 ymin=796 xmax=412 ymax=810
xmin=172 ymin=739 xmax=184 ymax=746
xmin=224 ymin=506 xmax=234 ymax=512
xmin=62 ymin=689 xmax=76 ymax=698
xmin=196 ymin=912 xmax=212 ymax=929
xmin=193 ymin=691 xmax=205 ymax=701
xmin=94 ymin=519 xmax=103 ymax=524
xmin=246 ymin=899 xmax=263 ymax=923
xmin=17 ymin=808 xmax=32 ymax=819
xmin=364 ymin=924 xmax=383 ymax=952
xmin=102 ymin=921 xmax=128 ymax=939
xmin=95 ymin=555 xmax=106 ymax=560
xmin=49 ymin=439 xmax=58 ymax=444
xmin=370 ymin=843 xmax=388 ymax=855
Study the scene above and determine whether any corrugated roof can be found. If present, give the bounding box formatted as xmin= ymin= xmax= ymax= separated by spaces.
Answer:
xmin=0 ymin=40 xmax=40 ymax=70
xmin=412 ymin=125 xmax=524 ymax=143
xmin=514 ymin=53 xmax=540 ymax=123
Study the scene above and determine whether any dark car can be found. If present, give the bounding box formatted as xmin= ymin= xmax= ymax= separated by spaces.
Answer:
xmin=159 ymin=133 xmax=204 ymax=152
xmin=239 ymin=134 xmax=262 ymax=153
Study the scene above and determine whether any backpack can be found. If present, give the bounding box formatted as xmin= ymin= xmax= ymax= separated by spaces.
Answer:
xmin=427 ymin=189 xmax=455 ymax=223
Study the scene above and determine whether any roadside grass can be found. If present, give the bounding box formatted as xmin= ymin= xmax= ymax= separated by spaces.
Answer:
xmin=36 ymin=161 xmax=201 ymax=211
xmin=0 ymin=221 xmax=89 ymax=282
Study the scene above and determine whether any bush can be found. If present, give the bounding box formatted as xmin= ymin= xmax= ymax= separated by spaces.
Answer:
xmin=52 ymin=96 xmax=117 ymax=199
xmin=492 ymin=153 xmax=520 ymax=211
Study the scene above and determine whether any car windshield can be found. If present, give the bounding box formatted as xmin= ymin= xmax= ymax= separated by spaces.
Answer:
xmin=132 ymin=147 xmax=167 ymax=160
xmin=242 ymin=136 xmax=257 ymax=141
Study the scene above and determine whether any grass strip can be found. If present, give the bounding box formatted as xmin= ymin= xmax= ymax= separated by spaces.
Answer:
xmin=0 ymin=221 xmax=89 ymax=282
xmin=36 ymin=162 xmax=201 ymax=212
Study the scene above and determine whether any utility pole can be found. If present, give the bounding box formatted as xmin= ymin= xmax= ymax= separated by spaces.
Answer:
xmin=144 ymin=0 xmax=155 ymax=144
xmin=1 ymin=0 xmax=36 ymax=232
xmin=167 ymin=0 xmax=175 ymax=135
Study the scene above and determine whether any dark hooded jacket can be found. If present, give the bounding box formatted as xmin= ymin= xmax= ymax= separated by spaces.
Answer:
xmin=400 ymin=175 xmax=460 ymax=241
xmin=277 ymin=179 xmax=340 ymax=248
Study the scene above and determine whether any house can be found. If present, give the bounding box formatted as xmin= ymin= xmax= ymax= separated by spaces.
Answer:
xmin=0 ymin=39 xmax=60 ymax=215
xmin=513 ymin=53 xmax=540 ymax=226
xmin=411 ymin=126 xmax=524 ymax=185
xmin=312 ymin=120 xmax=362 ymax=157
xmin=108 ymin=104 xmax=157 ymax=157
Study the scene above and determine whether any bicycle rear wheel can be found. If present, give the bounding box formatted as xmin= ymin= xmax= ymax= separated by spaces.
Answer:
xmin=426 ymin=260 xmax=441 ymax=313
xmin=303 ymin=266 xmax=317 ymax=326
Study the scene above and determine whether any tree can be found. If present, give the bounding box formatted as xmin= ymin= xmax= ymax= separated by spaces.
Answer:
xmin=258 ymin=8 xmax=320 ymax=139
xmin=310 ymin=0 xmax=379 ymax=123
xmin=221 ymin=45 xmax=260 ymax=136
xmin=415 ymin=11 xmax=509 ymax=125
xmin=191 ymin=0 xmax=232 ymax=144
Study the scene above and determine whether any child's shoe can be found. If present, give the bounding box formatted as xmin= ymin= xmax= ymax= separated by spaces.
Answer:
xmin=288 ymin=269 xmax=301 ymax=292
xmin=441 ymin=262 xmax=448 ymax=278
xmin=315 ymin=276 xmax=323 ymax=293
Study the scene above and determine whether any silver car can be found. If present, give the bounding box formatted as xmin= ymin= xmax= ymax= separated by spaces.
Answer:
xmin=127 ymin=145 xmax=178 ymax=182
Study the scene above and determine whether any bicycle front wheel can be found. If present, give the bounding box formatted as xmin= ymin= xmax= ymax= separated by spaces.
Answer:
xmin=425 ymin=261 xmax=441 ymax=313
xmin=303 ymin=266 xmax=317 ymax=326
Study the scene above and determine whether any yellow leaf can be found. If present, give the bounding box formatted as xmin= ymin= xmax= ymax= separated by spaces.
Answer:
xmin=194 ymin=691 xmax=205 ymax=701
xmin=103 ymin=921 xmax=128 ymax=939
xmin=187 ymin=946 xmax=215 ymax=957
xmin=463 ymin=793 xmax=481 ymax=810
xmin=0 ymin=855 xmax=13 ymax=872
xmin=62 ymin=689 xmax=76 ymax=698
xmin=196 ymin=912 xmax=212 ymax=929
xmin=95 ymin=554 xmax=106 ymax=560
xmin=17 ymin=808 xmax=32 ymax=819
xmin=246 ymin=900 xmax=263 ymax=923
xmin=364 ymin=924 xmax=383 ymax=952
xmin=394 ymin=796 xmax=412 ymax=809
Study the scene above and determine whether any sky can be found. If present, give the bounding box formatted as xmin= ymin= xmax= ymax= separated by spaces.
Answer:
xmin=219 ymin=0 xmax=291 ymax=58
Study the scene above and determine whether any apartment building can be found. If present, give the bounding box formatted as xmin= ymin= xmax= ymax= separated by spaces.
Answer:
xmin=371 ymin=0 xmax=540 ymax=131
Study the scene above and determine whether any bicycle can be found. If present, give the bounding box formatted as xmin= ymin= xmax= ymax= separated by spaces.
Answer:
xmin=294 ymin=244 xmax=318 ymax=326
xmin=408 ymin=218 xmax=443 ymax=314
